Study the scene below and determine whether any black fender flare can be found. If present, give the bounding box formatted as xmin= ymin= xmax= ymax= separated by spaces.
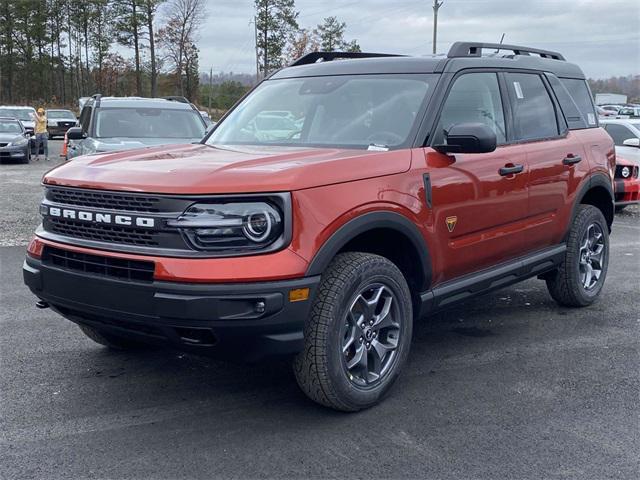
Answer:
xmin=567 ymin=172 xmax=614 ymax=237
xmin=305 ymin=211 xmax=432 ymax=291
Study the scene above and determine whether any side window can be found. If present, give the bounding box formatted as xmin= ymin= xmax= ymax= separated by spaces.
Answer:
xmin=604 ymin=124 xmax=636 ymax=146
xmin=560 ymin=78 xmax=598 ymax=128
xmin=505 ymin=73 xmax=559 ymax=141
xmin=546 ymin=74 xmax=587 ymax=130
xmin=78 ymin=106 xmax=92 ymax=133
xmin=434 ymin=72 xmax=506 ymax=145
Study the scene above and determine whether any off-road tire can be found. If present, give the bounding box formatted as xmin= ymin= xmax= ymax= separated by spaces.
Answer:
xmin=78 ymin=324 xmax=147 ymax=350
xmin=546 ymin=205 xmax=609 ymax=307
xmin=293 ymin=252 xmax=413 ymax=411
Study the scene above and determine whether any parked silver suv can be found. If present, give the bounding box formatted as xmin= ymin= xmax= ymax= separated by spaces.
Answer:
xmin=66 ymin=95 xmax=207 ymax=160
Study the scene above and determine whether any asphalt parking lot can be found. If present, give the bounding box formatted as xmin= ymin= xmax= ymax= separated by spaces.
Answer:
xmin=1 ymin=143 xmax=639 ymax=479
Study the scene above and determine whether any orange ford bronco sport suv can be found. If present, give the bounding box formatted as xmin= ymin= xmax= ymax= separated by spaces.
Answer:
xmin=24 ymin=43 xmax=615 ymax=411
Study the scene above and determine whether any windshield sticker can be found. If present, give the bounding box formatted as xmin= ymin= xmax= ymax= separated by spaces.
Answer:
xmin=368 ymin=144 xmax=389 ymax=152
xmin=587 ymin=113 xmax=596 ymax=125
xmin=513 ymin=81 xmax=524 ymax=99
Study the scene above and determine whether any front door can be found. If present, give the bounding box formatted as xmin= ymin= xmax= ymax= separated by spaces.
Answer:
xmin=422 ymin=72 xmax=530 ymax=283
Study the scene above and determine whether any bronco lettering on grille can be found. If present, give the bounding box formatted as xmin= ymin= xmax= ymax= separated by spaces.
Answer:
xmin=42 ymin=205 xmax=156 ymax=228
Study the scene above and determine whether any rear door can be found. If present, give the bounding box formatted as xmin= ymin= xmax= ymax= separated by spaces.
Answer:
xmin=502 ymin=72 xmax=588 ymax=249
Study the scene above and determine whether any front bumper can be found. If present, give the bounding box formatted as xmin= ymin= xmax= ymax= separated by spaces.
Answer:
xmin=614 ymin=177 xmax=640 ymax=206
xmin=0 ymin=144 xmax=29 ymax=159
xmin=24 ymin=255 xmax=320 ymax=361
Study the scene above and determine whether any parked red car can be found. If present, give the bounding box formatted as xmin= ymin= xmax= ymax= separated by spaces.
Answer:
xmin=25 ymin=43 xmax=615 ymax=411
xmin=614 ymin=155 xmax=640 ymax=210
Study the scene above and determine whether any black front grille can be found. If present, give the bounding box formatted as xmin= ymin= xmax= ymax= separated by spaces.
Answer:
xmin=616 ymin=165 xmax=639 ymax=179
xmin=0 ymin=142 xmax=8 ymax=147
xmin=43 ymin=246 xmax=155 ymax=282
xmin=47 ymin=187 xmax=161 ymax=213
xmin=47 ymin=217 xmax=160 ymax=246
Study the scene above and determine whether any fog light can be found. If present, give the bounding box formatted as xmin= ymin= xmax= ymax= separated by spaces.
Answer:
xmin=289 ymin=288 xmax=310 ymax=303
xmin=255 ymin=301 xmax=266 ymax=313
xmin=621 ymin=166 xmax=631 ymax=178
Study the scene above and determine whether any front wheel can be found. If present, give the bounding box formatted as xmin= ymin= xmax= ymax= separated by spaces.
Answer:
xmin=546 ymin=205 xmax=609 ymax=307
xmin=294 ymin=252 xmax=413 ymax=411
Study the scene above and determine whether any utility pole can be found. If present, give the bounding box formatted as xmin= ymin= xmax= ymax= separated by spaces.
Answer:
xmin=432 ymin=0 xmax=444 ymax=55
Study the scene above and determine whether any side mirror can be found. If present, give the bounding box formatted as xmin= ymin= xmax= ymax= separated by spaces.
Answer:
xmin=622 ymin=138 xmax=640 ymax=148
xmin=434 ymin=122 xmax=497 ymax=154
xmin=66 ymin=126 xmax=86 ymax=140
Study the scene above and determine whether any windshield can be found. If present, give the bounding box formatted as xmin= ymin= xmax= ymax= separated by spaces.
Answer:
xmin=207 ymin=74 xmax=437 ymax=149
xmin=0 ymin=108 xmax=35 ymax=121
xmin=0 ymin=119 xmax=23 ymax=134
xmin=48 ymin=110 xmax=76 ymax=120
xmin=94 ymin=107 xmax=205 ymax=139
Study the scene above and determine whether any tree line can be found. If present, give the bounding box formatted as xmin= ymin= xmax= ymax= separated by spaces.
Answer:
xmin=0 ymin=0 xmax=361 ymax=109
xmin=0 ymin=0 xmax=205 ymax=107
xmin=588 ymin=75 xmax=640 ymax=104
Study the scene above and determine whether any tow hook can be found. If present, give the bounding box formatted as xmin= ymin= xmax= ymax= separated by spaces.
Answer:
xmin=35 ymin=300 xmax=49 ymax=309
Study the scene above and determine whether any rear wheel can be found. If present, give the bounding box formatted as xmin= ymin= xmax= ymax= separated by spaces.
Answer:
xmin=546 ymin=205 xmax=609 ymax=307
xmin=78 ymin=324 xmax=148 ymax=350
xmin=293 ymin=252 xmax=413 ymax=411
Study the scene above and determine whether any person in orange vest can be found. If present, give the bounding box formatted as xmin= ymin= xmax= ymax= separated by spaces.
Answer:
xmin=33 ymin=107 xmax=49 ymax=161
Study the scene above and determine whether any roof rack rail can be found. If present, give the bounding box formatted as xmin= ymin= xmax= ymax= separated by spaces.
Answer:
xmin=162 ymin=95 xmax=190 ymax=104
xmin=447 ymin=42 xmax=565 ymax=61
xmin=290 ymin=51 xmax=404 ymax=67
xmin=91 ymin=93 xmax=102 ymax=107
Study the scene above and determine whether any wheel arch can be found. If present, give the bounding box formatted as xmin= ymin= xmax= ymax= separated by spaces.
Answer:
xmin=305 ymin=211 xmax=432 ymax=294
xmin=571 ymin=173 xmax=615 ymax=234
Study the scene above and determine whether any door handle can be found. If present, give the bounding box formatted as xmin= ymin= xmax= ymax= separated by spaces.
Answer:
xmin=563 ymin=155 xmax=582 ymax=165
xmin=499 ymin=164 xmax=524 ymax=176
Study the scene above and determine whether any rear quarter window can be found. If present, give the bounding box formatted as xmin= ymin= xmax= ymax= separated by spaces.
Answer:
xmin=560 ymin=78 xmax=598 ymax=128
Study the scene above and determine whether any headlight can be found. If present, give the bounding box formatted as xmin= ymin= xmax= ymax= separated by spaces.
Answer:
xmin=167 ymin=200 xmax=287 ymax=253
xmin=10 ymin=137 xmax=28 ymax=146
xmin=621 ymin=166 xmax=631 ymax=178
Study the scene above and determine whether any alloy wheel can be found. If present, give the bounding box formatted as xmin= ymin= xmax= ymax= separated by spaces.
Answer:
xmin=579 ymin=223 xmax=605 ymax=290
xmin=341 ymin=283 xmax=401 ymax=388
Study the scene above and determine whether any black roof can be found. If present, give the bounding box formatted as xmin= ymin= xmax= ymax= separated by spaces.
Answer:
xmin=272 ymin=42 xmax=585 ymax=80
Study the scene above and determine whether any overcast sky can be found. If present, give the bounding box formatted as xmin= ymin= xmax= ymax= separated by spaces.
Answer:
xmin=184 ymin=0 xmax=639 ymax=79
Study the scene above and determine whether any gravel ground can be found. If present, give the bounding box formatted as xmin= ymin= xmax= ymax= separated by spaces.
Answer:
xmin=0 ymin=139 xmax=65 ymax=246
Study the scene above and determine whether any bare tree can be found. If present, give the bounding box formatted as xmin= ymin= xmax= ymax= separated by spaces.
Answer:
xmin=157 ymin=0 xmax=204 ymax=97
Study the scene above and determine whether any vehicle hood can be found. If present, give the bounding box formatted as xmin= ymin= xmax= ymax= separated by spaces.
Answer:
xmin=616 ymin=146 xmax=640 ymax=164
xmin=0 ymin=133 xmax=23 ymax=143
xmin=20 ymin=120 xmax=35 ymax=127
xmin=43 ymin=143 xmax=411 ymax=194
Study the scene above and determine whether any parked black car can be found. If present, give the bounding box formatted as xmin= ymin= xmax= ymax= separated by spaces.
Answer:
xmin=0 ymin=117 xmax=31 ymax=163
xmin=46 ymin=109 xmax=78 ymax=138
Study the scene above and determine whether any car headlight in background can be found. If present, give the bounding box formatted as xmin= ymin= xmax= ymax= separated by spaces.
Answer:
xmin=167 ymin=199 xmax=289 ymax=253
xmin=621 ymin=166 xmax=631 ymax=178
xmin=9 ymin=137 xmax=28 ymax=147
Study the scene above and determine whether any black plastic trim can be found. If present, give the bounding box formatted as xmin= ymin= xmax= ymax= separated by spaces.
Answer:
xmin=418 ymin=244 xmax=566 ymax=317
xmin=567 ymin=172 xmax=615 ymax=236
xmin=305 ymin=211 xmax=432 ymax=290
xmin=423 ymin=174 xmax=432 ymax=209
xmin=448 ymin=42 xmax=565 ymax=61
xmin=23 ymin=256 xmax=320 ymax=361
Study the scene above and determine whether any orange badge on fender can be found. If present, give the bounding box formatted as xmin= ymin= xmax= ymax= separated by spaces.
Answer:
xmin=445 ymin=216 xmax=457 ymax=233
